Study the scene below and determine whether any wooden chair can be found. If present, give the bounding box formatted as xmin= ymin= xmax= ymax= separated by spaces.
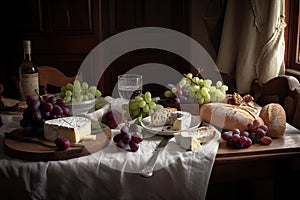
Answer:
xmin=250 ymin=75 xmax=300 ymax=127
xmin=37 ymin=66 xmax=77 ymax=94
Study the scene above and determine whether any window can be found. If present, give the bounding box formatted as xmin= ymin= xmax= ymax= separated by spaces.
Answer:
xmin=286 ymin=0 xmax=300 ymax=79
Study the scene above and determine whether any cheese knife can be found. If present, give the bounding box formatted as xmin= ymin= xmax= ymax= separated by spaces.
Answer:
xmin=140 ymin=135 xmax=173 ymax=178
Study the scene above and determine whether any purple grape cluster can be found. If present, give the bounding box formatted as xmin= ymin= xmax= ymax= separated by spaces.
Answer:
xmin=221 ymin=119 xmax=272 ymax=149
xmin=113 ymin=123 xmax=143 ymax=152
xmin=20 ymin=94 xmax=69 ymax=136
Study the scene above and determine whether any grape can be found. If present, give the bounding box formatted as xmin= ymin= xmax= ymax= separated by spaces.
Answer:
xmin=240 ymin=131 xmax=250 ymax=137
xmin=259 ymin=125 xmax=268 ymax=132
xmin=43 ymin=111 xmax=51 ymax=119
xmin=239 ymin=135 xmax=248 ymax=144
xmin=56 ymin=98 xmax=66 ymax=107
xmin=123 ymin=133 xmax=132 ymax=144
xmin=65 ymin=90 xmax=72 ymax=97
xmin=82 ymin=82 xmax=89 ymax=90
xmin=253 ymin=119 xmax=261 ymax=128
xmin=221 ymin=131 xmax=233 ymax=141
xmin=261 ymin=136 xmax=272 ymax=145
xmin=53 ymin=105 xmax=63 ymax=115
xmin=28 ymin=101 xmax=41 ymax=111
xmin=129 ymin=101 xmax=139 ymax=110
xmin=256 ymin=128 xmax=266 ymax=138
xmin=247 ymin=123 xmax=255 ymax=131
xmin=64 ymin=96 xmax=71 ymax=103
xmin=244 ymin=138 xmax=253 ymax=148
xmin=26 ymin=95 xmax=39 ymax=105
xmin=216 ymin=81 xmax=222 ymax=88
xmin=220 ymin=85 xmax=229 ymax=92
xmin=66 ymin=83 xmax=74 ymax=91
xmin=117 ymin=140 xmax=127 ymax=149
xmin=48 ymin=96 xmax=57 ymax=104
xmin=44 ymin=102 xmax=54 ymax=112
xmin=55 ymin=136 xmax=70 ymax=151
xmin=249 ymin=132 xmax=259 ymax=143
xmin=62 ymin=107 xmax=70 ymax=115
xmin=232 ymin=134 xmax=240 ymax=142
xmin=120 ymin=125 xmax=129 ymax=135
xmin=134 ymin=96 xmax=144 ymax=102
xmin=113 ymin=133 xmax=124 ymax=143
xmin=139 ymin=100 xmax=146 ymax=108
xmin=144 ymin=91 xmax=152 ymax=103
xmin=131 ymin=132 xmax=143 ymax=143
xmin=95 ymin=89 xmax=102 ymax=97
xmin=129 ymin=140 xmax=139 ymax=152
xmin=129 ymin=123 xmax=139 ymax=133
xmin=232 ymin=128 xmax=240 ymax=135
xmin=143 ymin=104 xmax=149 ymax=113
xmin=32 ymin=111 xmax=42 ymax=121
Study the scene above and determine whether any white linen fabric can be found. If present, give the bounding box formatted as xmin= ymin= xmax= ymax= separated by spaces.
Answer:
xmin=0 ymin=98 xmax=220 ymax=200
xmin=217 ymin=0 xmax=286 ymax=94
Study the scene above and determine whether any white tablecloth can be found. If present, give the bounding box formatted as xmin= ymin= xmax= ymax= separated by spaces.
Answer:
xmin=0 ymin=97 xmax=220 ymax=200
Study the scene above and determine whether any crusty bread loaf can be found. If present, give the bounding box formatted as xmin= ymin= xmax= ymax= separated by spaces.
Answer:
xmin=200 ymin=103 xmax=264 ymax=131
xmin=259 ymin=103 xmax=286 ymax=138
xmin=150 ymin=107 xmax=177 ymax=126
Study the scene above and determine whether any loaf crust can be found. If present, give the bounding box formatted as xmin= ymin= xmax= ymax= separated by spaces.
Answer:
xmin=259 ymin=103 xmax=286 ymax=138
xmin=200 ymin=103 xmax=264 ymax=131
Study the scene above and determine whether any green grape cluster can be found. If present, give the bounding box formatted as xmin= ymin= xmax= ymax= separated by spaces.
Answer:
xmin=122 ymin=91 xmax=164 ymax=120
xmin=164 ymin=73 xmax=229 ymax=104
xmin=59 ymin=80 xmax=104 ymax=109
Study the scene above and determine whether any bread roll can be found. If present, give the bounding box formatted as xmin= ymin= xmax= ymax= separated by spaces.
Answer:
xmin=200 ymin=103 xmax=264 ymax=131
xmin=259 ymin=103 xmax=286 ymax=138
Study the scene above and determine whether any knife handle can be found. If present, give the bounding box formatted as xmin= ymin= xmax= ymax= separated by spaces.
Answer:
xmin=140 ymin=150 xmax=160 ymax=178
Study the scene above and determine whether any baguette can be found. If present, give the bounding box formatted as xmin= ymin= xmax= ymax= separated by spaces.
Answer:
xmin=200 ymin=103 xmax=264 ymax=131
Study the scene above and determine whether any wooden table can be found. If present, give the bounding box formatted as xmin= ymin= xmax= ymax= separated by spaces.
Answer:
xmin=206 ymin=125 xmax=300 ymax=200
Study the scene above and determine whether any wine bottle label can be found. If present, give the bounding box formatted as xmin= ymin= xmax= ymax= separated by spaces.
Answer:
xmin=20 ymin=73 xmax=39 ymax=101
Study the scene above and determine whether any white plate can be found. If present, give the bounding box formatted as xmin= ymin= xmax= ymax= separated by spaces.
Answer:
xmin=141 ymin=115 xmax=201 ymax=136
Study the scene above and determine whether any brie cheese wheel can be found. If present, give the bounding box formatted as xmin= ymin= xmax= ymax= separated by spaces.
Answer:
xmin=174 ymin=126 xmax=215 ymax=151
xmin=44 ymin=116 xmax=92 ymax=143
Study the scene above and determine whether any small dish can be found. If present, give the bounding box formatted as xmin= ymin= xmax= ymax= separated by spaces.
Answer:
xmin=65 ymin=98 xmax=98 ymax=115
xmin=141 ymin=114 xmax=201 ymax=136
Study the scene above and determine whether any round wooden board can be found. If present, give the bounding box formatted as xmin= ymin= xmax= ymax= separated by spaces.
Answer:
xmin=3 ymin=125 xmax=112 ymax=161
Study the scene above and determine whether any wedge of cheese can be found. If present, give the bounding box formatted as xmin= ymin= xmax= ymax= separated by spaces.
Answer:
xmin=151 ymin=108 xmax=191 ymax=131
xmin=172 ymin=111 xmax=191 ymax=131
xmin=174 ymin=126 xmax=215 ymax=151
xmin=44 ymin=116 xmax=93 ymax=143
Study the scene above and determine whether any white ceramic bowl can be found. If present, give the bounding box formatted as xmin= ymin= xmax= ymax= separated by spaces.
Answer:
xmin=65 ymin=98 xmax=98 ymax=115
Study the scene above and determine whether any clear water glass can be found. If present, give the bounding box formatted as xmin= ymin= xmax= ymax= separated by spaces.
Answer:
xmin=118 ymin=74 xmax=143 ymax=100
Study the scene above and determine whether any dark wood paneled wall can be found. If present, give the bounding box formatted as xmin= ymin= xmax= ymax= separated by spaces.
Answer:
xmin=0 ymin=0 xmax=226 ymax=99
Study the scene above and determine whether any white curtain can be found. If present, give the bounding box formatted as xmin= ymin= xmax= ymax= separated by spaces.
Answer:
xmin=216 ymin=0 xmax=286 ymax=94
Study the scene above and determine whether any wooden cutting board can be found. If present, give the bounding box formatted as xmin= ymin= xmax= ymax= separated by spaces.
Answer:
xmin=3 ymin=124 xmax=112 ymax=161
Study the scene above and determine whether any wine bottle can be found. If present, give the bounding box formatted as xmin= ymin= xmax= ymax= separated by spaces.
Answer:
xmin=19 ymin=40 xmax=39 ymax=101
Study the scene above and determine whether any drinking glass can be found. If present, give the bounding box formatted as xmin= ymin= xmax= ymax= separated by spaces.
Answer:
xmin=118 ymin=74 xmax=143 ymax=100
